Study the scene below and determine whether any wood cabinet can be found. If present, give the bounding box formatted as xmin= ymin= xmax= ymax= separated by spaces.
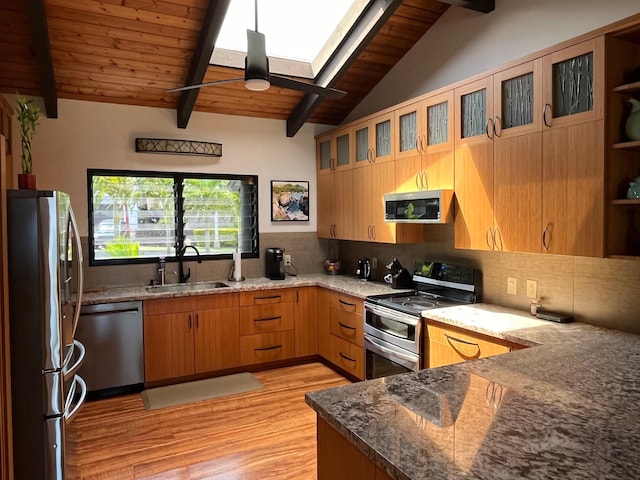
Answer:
xmin=352 ymin=112 xmax=394 ymax=169
xmin=316 ymin=127 xmax=353 ymax=176
xmin=143 ymin=293 xmax=240 ymax=383
xmin=295 ymin=287 xmax=318 ymax=357
xmin=395 ymin=90 xmax=455 ymax=193
xmin=317 ymin=288 xmax=364 ymax=380
xmin=317 ymin=418 xmax=393 ymax=480
xmin=239 ymin=289 xmax=296 ymax=366
xmin=317 ymin=169 xmax=353 ymax=239
xmin=426 ymin=321 xmax=524 ymax=368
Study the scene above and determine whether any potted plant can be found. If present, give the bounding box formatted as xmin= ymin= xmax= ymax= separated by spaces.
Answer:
xmin=16 ymin=93 xmax=40 ymax=189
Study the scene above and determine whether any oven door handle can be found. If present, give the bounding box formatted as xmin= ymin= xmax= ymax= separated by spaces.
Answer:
xmin=364 ymin=303 xmax=420 ymax=327
xmin=365 ymin=335 xmax=419 ymax=370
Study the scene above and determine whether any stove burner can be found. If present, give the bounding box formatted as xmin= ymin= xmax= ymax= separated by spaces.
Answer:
xmin=401 ymin=300 xmax=435 ymax=309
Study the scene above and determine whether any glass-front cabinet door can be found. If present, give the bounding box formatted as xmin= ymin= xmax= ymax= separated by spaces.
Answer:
xmin=455 ymin=76 xmax=494 ymax=146
xmin=394 ymin=101 xmax=421 ymax=160
xmin=541 ymin=37 xmax=604 ymax=128
xmin=493 ymin=60 xmax=542 ymax=139
xmin=316 ymin=127 xmax=353 ymax=176
xmin=316 ymin=133 xmax=333 ymax=175
xmin=353 ymin=120 xmax=372 ymax=168
xmin=352 ymin=113 xmax=394 ymax=168
xmin=373 ymin=113 xmax=394 ymax=163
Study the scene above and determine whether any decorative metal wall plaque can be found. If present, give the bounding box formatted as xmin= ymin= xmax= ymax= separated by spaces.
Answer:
xmin=135 ymin=138 xmax=222 ymax=157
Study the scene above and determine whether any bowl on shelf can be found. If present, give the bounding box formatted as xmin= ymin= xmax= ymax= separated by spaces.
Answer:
xmin=323 ymin=259 xmax=343 ymax=275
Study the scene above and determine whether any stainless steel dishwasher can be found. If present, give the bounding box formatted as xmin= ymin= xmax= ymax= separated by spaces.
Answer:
xmin=76 ymin=301 xmax=144 ymax=398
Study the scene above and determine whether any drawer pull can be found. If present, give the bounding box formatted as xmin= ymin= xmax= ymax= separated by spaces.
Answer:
xmin=254 ymin=345 xmax=282 ymax=352
xmin=338 ymin=322 xmax=356 ymax=331
xmin=444 ymin=333 xmax=479 ymax=347
xmin=445 ymin=333 xmax=481 ymax=359
xmin=255 ymin=295 xmax=281 ymax=301
xmin=339 ymin=352 xmax=356 ymax=362
xmin=338 ymin=299 xmax=356 ymax=308
xmin=254 ymin=316 xmax=281 ymax=322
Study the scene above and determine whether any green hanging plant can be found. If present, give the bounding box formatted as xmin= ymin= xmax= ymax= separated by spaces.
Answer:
xmin=16 ymin=94 xmax=40 ymax=174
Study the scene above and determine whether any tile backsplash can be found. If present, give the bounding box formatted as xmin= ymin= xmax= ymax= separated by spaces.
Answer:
xmin=82 ymin=227 xmax=640 ymax=335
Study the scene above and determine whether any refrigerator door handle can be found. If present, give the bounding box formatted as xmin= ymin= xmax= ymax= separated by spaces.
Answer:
xmin=64 ymin=375 xmax=87 ymax=424
xmin=63 ymin=340 xmax=86 ymax=379
xmin=69 ymin=205 xmax=84 ymax=338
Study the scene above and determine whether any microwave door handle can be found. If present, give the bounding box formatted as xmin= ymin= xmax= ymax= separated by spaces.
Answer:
xmin=365 ymin=336 xmax=418 ymax=370
xmin=64 ymin=376 xmax=87 ymax=424
xmin=69 ymin=206 xmax=84 ymax=338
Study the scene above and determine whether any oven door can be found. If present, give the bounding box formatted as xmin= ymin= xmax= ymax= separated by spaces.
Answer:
xmin=364 ymin=335 xmax=420 ymax=380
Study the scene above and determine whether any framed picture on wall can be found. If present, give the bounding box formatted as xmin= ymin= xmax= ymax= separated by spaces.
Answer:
xmin=271 ymin=180 xmax=309 ymax=221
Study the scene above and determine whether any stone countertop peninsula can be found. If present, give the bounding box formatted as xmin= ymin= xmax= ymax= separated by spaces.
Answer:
xmin=80 ymin=273 xmax=406 ymax=305
xmin=306 ymin=304 xmax=640 ymax=480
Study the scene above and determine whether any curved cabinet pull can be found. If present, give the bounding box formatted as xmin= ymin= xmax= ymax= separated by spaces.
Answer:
xmin=338 ymin=322 xmax=356 ymax=331
xmin=493 ymin=116 xmax=502 ymax=137
xmin=338 ymin=299 xmax=356 ymax=309
xmin=254 ymin=316 xmax=281 ymax=322
xmin=543 ymin=104 xmax=552 ymax=127
xmin=371 ymin=225 xmax=376 ymax=240
xmin=422 ymin=170 xmax=429 ymax=191
xmin=542 ymin=225 xmax=550 ymax=252
xmin=195 ymin=313 xmax=199 ymax=329
xmin=485 ymin=227 xmax=495 ymax=250
xmin=486 ymin=117 xmax=494 ymax=139
xmin=188 ymin=314 xmax=192 ymax=329
xmin=415 ymin=173 xmax=421 ymax=191
xmin=494 ymin=227 xmax=503 ymax=251
xmin=254 ymin=345 xmax=282 ymax=352
xmin=339 ymin=352 xmax=356 ymax=362
xmin=445 ymin=333 xmax=481 ymax=359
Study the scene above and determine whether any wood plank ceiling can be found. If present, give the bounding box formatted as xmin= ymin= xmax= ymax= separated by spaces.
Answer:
xmin=0 ymin=0 xmax=454 ymax=132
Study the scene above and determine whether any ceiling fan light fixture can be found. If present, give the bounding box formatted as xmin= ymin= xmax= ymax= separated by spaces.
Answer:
xmin=245 ymin=78 xmax=270 ymax=91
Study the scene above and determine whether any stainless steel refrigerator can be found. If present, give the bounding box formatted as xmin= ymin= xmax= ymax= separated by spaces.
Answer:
xmin=7 ymin=189 xmax=87 ymax=480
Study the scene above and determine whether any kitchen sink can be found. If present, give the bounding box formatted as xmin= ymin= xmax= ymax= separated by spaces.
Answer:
xmin=145 ymin=281 xmax=230 ymax=293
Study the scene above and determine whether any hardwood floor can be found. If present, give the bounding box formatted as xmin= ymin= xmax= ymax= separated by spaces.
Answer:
xmin=66 ymin=362 xmax=351 ymax=479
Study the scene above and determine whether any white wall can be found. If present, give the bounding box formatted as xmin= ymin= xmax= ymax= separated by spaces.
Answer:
xmin=346 ymin=0 xmax=640 ymax=121
xmin=8 ymin=96 xmax=326 ymax=236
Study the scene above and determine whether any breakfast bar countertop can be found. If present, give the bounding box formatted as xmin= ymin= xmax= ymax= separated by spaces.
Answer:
xmin=306 ymin=304 xmax=640 ymax=480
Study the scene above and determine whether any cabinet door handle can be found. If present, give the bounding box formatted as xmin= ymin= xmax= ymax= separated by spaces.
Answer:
xmin=338 ymin=322 xmax=356 ymax=331
xmin=255 ymin=295 xmax=281 ymax=301
xmin=542 ymin=225 xmax=550 ymax=252
xmin=543 ymin=104 xmax=552 ymax=127
xmin=494 ymin=227 xmax=503 ymax=251
xmin=485 ymin=227 xmax=495 ymax=250
xmin=188 ymin=314 xmax=192 ymax=329
xmin=371 ymin=225 xmax=376 ymax=240
xmin=493 ymin=116 xmax=502 ymax=137
xmin=415 ymin=173 xmax=421 ymax=191
xmin=254 ymin=316 xmax=281 ymax=322
xmin=422 ymin=170 xmax=429 ymax=191
xmin=195 ymin=313 xmax=199 ymax=329
xmin=339 ymin=352 xmax=356 ymax=362
xmin=367 ymin=225 xmax=372 ymax=239
xmin=255 ymin=345 xmax=282 ymax=352
xmin=338 ymin=299 xmax=356 ymax=308
xmin=486 ymin=117 xmax=494 ymax=139
xmin=420 ymin=135 xmax=426 ymax=153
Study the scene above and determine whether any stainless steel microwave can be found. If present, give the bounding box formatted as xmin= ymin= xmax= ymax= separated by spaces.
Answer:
xmin=384 ymin=190 xmax=454 ymax=223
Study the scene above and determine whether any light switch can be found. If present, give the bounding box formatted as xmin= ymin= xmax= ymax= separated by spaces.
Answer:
xmin=507 ymin=277 xmax=517 ymax=295
xmin=526 ymin=280 xmax=538 ymax=299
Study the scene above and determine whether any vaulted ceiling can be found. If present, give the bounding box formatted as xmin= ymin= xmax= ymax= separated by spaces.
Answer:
xmin=0 ymin=0 xmax=494 ymax=136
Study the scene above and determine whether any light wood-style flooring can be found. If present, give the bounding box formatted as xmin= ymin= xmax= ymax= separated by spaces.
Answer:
xmin=66 ymin=362 xmax=351 ymax=479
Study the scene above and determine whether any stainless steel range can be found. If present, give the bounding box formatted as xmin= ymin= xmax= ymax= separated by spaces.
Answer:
xmin=363 ymin=262 xmax=478 ymax=379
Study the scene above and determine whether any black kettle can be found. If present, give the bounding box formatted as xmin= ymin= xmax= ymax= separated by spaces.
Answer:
xmin=356 ymin=257 xmax=371 ymax=281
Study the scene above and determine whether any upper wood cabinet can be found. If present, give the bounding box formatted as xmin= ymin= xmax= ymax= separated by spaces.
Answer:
xmin=352 ymin=112 xmax=394 ymax=169
xmin=317 ymin=169 xmax=353 ymax=240
xmin=541 ymin=37 xmax=605 ymax=130
xmin=395 ymin=90 xmax=455 ymax=192
xmin=317 ymin=127 xmax=353 ymax=176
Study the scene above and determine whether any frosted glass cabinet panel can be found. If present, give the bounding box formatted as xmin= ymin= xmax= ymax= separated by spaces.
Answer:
xmin=542 ymin=37 xmax=604 ymax=128
xmin=461 ymin=89 xmax=487 ymax=138
xmin=315 ymin=127 xmax=353 ymax=176
xmin=376 ymin=120 xmax=391 ymax=158
xmin=427 ymin=102 xmax=448 ymax=146
xmin=336 ymin=133 xmax=351 ymax=168
xmin=355 ymin=126 xmax=369 ymax=164
xmin=399 ymin=112 xmax=417 ymax=152
xmin=352 ymin=112 xmax=394 ymax=167
xmin=501 ymin=73 xmax=534 ymax=129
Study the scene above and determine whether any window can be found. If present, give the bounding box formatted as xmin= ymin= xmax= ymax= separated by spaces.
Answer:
xmin=87 ymin=169 xmax=258 ymax=265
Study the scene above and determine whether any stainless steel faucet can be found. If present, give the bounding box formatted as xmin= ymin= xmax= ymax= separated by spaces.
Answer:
xmin=158 ymin=257 xmax=166 ymax=285
xmin=177 ymin=245 xmax=202 ymax=283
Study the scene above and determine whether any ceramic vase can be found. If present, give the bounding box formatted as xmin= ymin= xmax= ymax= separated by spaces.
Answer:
xmin=626 ymin=98 xmax=640 ymax=141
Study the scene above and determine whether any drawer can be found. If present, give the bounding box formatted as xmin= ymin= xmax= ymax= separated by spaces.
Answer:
xmin=144 ymin=297 xmax=194 ymax=316
xmin=329 ymin=306 xmax=363 ymax=346
xmin=195 ymin=292 xmax=239 ymax=310
xmin=240 ymin=330 xmax=294 ymax=366
xmin=427 ymin=322 xmax=512 ymax=368
xmin=327 ymin=334 xmax=364 ymax=380
xmin=239 ymin=303 xmax=295 ymax=335
xmin=327 ymin=292 xmax=363 ymax=314
xmin=239 ymin=289 xmax=296 ymax=306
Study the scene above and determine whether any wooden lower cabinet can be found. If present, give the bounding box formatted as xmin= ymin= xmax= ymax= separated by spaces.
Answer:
xmin=427 ymin=321 xmax=523 ymax=368
xmin=143 ymin=293 xmax=240 ymax=383
xmin=295 ymin=287 xmax=318 ymax=357
xmin=317 ymin=418 xmax=393 ymax=480
xmin=326 ymin=334 xmax=364 ymax=379
xmin=240 ymin=330 xmax=295 ymax=366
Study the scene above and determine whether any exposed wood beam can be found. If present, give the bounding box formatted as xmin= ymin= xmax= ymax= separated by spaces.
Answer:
xmin=439 ymin=0 xmax=495 ymax=13
xmin=286 ymin=0 xmax=404 ymax=137
xmin=177 ymin=0 xmax=231 ymax=129
xmin=25 ymin=0 xmax=57 ymax=118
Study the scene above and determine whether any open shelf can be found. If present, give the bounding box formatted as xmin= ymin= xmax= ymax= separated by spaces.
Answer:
xmin=612 ymin=198 xmax=640 ymax=205
xmin=612 ymin=140 xmax=640 ymax=150
xmin=612 ymin=80 xmax=640 ymax=95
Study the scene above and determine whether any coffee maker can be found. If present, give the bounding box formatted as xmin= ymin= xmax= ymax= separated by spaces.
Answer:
xmin=265 ymin=247 xmax=285 ymax=280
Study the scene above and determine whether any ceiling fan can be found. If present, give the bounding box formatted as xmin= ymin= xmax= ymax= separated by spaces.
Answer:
xmin=167 ymin=0 xmax=346 ymax=99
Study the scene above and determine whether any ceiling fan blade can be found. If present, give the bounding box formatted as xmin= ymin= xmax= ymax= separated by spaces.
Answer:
xmin=270 ymin=74 xmax=347 ymax=99
xmin=166 ymin=78 xmax=244 ymax=93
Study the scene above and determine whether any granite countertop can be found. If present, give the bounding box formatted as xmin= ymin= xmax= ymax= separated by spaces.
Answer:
xmin=306 ymin=304 xmax=640 ymax=479
xmin=80 ymin=273 xmax=408 ymax=305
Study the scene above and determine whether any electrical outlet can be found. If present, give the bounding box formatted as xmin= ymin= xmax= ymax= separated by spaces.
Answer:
xmin=526 ymin=280 xmax=538 ymax=299
xmin=507 ymin=277 xmax=517 ymax=295
xmin=371 ymin=257 xmax=378 ymax=269
xmin=284 ymin=254 xmax=292 ymax=266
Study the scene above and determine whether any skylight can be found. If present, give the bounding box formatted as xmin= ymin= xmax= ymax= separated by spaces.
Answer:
xmin=211 ymin=0 xmax=368 ymax=77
